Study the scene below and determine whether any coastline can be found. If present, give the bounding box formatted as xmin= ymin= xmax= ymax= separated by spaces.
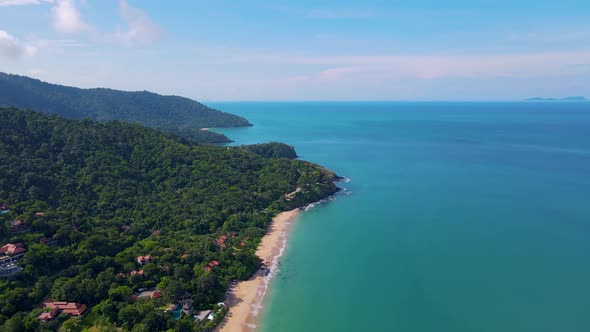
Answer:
xmin=216 ymin=208 xmax=300 ymax=332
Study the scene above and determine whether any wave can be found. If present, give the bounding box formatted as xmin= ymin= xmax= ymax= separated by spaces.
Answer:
xmin=337 ymin=176 xmax=351 ymax=183
xmin=249 ymin=178 xmax=353 ymax=319
xmin=303 ymin=178 xmax=352 ymax=211
xmin=251 ymin=227 xmax=290 ymax=318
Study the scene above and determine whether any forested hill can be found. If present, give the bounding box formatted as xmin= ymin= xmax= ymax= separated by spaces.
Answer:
xmin=0 ymin=73 xmax=252 ymax=143
xmin=0 ymin=108 xmax=338 ymax=331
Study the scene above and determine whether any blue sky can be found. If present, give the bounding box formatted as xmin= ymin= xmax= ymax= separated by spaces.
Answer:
xmin=1 ymin=0 xmax=589 ymax=100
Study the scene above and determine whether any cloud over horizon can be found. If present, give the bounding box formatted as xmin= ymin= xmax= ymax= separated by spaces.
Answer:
xmin=0 ymin=30 xmax=37 ymax=59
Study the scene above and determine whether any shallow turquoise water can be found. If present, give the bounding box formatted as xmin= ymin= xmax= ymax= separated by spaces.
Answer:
xmin=210 ymin=102 xmax=590 ymax=332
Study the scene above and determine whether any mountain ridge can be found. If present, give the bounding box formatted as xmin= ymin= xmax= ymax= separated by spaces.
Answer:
xmin=0 ymin=72 xmax=252 ymax=143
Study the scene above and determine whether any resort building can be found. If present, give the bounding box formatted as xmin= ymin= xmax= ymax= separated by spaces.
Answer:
xmin=38 ymin=301 xmax=88 ymax=321
xmin=0 ymin=203 xmax=9 ymax=214
xmin=39 ymin=237 xmax=57 ymax=246
xmin=0 ymin=243 xmax=26 ymax=266
xmin=130 ymin=270 xmax=145 ymax=277
xmin=137 ymin=255 xmax=153 ymax=265
xmin=10 ymin=219 xmax=30 ymax=234
xmin=195 ymin=310 xmax=212 ymax=321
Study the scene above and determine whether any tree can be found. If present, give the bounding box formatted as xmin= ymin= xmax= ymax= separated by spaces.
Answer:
xmin=108 ymin=286 xmax=133 ymax=303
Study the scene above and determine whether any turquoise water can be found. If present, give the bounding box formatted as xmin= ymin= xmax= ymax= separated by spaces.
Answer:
xmin=210 ymin=102 xmax=590 ymax=332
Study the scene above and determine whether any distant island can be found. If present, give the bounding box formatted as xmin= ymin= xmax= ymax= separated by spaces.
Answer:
xmin=525 ymin=96 xmax=588 ymax=101
xmin=0 ymin=73 xmax=252 ymax=143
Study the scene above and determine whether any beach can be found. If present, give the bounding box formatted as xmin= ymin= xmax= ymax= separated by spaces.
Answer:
xmin=216 ymin=209 xmax=300 ymax=332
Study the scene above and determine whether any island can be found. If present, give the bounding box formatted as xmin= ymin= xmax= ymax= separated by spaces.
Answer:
xmin=0 ymin=108 xmax=339 ymax=331
xmin=525 ymin=96 xmax=588 ymax=101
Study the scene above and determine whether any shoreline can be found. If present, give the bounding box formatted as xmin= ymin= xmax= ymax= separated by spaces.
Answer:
xmin=216 ymin=208 xmax=300 ymax=332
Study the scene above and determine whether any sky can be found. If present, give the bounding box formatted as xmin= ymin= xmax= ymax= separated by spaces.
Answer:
xmin=0 ymin=0 xmax=589 ymax=101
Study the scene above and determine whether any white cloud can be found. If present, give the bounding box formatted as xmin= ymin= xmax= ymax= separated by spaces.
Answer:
xmin=0 ymin=30 xmax=37 ymax=59
xmin=0 ymin=0 xmax=52 ymax=6
xmin=185 ymin=47 xmax=590 ymax=83
xmin=51 ymin=0 xmax=91 ymax=34
xmin=115 ymin=0 xmax=162 ymax=45
xmin=307 ymin=52 xmax=590 ymax=80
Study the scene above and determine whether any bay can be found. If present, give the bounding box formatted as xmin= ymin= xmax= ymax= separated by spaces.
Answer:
xmin=210 ymin=101 xmax=590 ymax=332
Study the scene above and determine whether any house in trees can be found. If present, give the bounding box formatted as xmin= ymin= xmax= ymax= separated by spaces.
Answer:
xmin=137 ymin=255 xmax=153 ymax=265
xmin=0 ymin=203 xmax=9 ymax=214
xmin=10 ymin=219 xmax=30 ymax=234
xmin=0 ymin=243 xmax=26 ymax=265
xmin=38 ymin=300 xmax=88 ymax=321
xmin=130 ymin=270 xmax=145 ymax=278
xmin=0 ymin=243 xmax=26 ymax=277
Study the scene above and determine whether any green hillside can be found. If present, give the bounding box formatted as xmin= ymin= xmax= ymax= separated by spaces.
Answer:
xmin=0 ymin=108 xmax=338 ymax=331
xmin=0 ymin=73 xmax=252 ymax=143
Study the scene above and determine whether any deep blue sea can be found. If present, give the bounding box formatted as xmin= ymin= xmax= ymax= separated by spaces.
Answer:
xmin=210 ymin=102 xmax=590 ymax=332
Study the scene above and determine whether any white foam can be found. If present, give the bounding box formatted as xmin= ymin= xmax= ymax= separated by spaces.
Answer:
xmin=247 ymin=180 xmax=353 ymax=324
xmin=250 ymin=228 xmax=290 ymax=319
xmin=339 ymin=177 xmax=351 ymax=183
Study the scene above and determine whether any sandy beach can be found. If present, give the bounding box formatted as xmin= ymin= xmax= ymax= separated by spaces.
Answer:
xmin=216 ymin=209 xmax=300 ymax=332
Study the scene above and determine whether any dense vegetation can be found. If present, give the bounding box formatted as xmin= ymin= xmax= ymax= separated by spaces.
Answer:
xmin=0 ymin=73 xmax=252 ymax=143
xmin=240 ymin=143 xmax=298 ymax=159
xmin=0 ymin=108 xmax=338 ymax=331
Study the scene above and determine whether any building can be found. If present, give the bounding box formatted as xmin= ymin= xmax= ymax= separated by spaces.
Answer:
xmin=10 ymin=220 xmax=30 ymax=234
xmin=136 ymin=289 xmax=162 ymax=300
xmin=38 ymin=301 xmax=88 ymax=321
xmin=0 ymin=243 xmax=26 ymax=267
xmin=0 ymin=203 xmax=9 ymax=214
xmin=137 ymin=255 xmax=153 ymax=265
xmin=130 ymin=270 xmax=145 ymax=277
xmin=217 ymin=235 xmax=228 ymax=245
xmin=0 ymin=243 xmax=26 ymax=256
xmin=37 ymin=308 xmax=59 ymax=322
xmin=195 ymin=310 xmax=212 ymax=321
xmin=39 ymin=237 xmax=57 ymax=246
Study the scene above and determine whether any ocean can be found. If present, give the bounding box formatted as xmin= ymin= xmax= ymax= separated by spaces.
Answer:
xmin=210 ymin=102 xmax=590 ymax=332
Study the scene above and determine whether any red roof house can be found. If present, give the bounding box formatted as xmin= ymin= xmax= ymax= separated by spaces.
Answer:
xmin=217 ymin=235 xmax=228 ymax=245
xmin=10 ymin=220 xmax=29 ymax=233
xmin=37 ymin=308 xmax=59 ymax=322
xmin=137 ymin=255 xmax=153 ymax=265
xmin=130 ymin=270 xmax=145 ymax=276
xmin=41 ymin=301 xmax=88 ymax=318
xmin=0 ymin=243 xmax=26 ymax=255
xmin=208 ymin=260 xmax=220 ymax=268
